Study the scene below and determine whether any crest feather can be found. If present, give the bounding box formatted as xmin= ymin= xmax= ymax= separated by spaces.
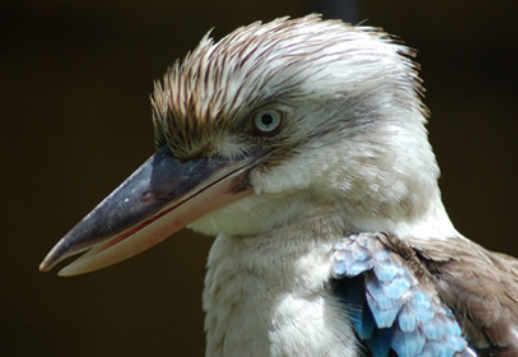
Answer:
xmin=151 ymin=14 xmax=423 ymax=157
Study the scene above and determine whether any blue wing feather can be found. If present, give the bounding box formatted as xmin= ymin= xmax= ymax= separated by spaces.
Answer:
xmin=330 ymin=233 xmax=477 ymax=357
xmin=366 ymin=328 xmax=394 ymax=357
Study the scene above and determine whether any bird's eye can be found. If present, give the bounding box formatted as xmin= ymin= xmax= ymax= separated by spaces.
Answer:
xmin=253 ymin=110 xmax=282 ymax=135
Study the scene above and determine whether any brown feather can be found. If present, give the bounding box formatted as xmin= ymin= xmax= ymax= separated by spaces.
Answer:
xmin=396 ymin=236 xmax=518 ymax=355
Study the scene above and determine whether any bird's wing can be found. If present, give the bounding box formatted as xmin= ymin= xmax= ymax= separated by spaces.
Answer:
xmin=404 ymin=235 xmax=518 ymax=356
xmin=330 ymin=232 xmax=477 ymax=357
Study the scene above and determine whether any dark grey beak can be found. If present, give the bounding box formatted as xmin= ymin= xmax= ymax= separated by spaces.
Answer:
xmin=40 ymin=146 xmax=266 ymax=276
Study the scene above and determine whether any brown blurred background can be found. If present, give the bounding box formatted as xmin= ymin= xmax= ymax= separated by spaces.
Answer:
xmin=6 ymin=1 xmax=517 ymax=356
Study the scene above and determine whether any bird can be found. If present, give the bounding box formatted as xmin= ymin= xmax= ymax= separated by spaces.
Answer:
xmin=39 ymin=14 xmax=518 ymax=357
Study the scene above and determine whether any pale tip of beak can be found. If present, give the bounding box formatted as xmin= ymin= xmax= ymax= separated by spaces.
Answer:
xmin=38 ymin=262 xmax=47 ymax=272
xmin=38 ymin=240 xmax=80 ymax=275
xmin=39 ymin=255 xmax=53 ymax=272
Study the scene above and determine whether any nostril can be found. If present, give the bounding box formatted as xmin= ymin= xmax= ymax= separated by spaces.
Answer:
xmin=141 ymin=191 xmax=155 ymax=201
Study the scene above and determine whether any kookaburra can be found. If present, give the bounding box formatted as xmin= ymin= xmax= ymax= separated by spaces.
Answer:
xmin=40 ymin=15 xmax=518 ymax=356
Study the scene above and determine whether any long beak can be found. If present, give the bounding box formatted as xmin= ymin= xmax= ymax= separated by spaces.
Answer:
xmin=40 ymin=146 xmax=267 ymax=276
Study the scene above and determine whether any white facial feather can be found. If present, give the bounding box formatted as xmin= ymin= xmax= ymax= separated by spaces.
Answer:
xmin=170 ymin=15 xmax=457 ymax=240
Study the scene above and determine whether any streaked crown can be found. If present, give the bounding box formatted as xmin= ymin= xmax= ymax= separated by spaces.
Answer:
xmin=151 ymin=14 xmax=424 ymax=159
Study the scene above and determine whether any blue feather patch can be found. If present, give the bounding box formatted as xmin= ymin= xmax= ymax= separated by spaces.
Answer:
xmin=330 ymin=233 xmax=476 ymax=357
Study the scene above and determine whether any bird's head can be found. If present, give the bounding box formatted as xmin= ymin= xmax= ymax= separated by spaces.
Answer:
xmin=40 ymin=14 xmax=443 ymax=276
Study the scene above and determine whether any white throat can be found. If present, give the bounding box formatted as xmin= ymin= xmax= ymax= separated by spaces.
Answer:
xmin=202 ymin=216 xmax=359 ymax=357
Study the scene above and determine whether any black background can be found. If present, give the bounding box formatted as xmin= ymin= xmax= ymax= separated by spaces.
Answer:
xmin=7 ymin=1 xmax=517 ymax=356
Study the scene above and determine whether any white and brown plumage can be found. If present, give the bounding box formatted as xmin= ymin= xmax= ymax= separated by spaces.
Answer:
xmin=40 ymin=15 xmax=518 ymax=356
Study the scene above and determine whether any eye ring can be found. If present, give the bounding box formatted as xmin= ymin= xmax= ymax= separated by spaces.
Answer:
xmin=253 ymin=110 xmax=282 ymax=135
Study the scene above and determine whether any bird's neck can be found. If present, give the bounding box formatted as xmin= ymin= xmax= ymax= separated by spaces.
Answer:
xmin=203 ymin=214 xmax=359 ymax=357
xmin=344 ymin=189 xmax=459 ymax=241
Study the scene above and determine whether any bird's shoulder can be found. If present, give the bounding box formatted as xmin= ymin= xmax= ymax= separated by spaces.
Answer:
xmin=405 ymin=235 xmax=518 ymax=356
xmin=330 ymin=232 xmax=518 ymax=356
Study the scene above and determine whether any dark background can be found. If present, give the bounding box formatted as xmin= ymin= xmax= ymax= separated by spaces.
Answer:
xmin=6 ymin=1 xmax=517 ymax=356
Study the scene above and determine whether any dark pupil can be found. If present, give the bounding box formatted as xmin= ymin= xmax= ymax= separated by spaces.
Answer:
xmin=261 ymin=113 xmax=274 ymax=126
